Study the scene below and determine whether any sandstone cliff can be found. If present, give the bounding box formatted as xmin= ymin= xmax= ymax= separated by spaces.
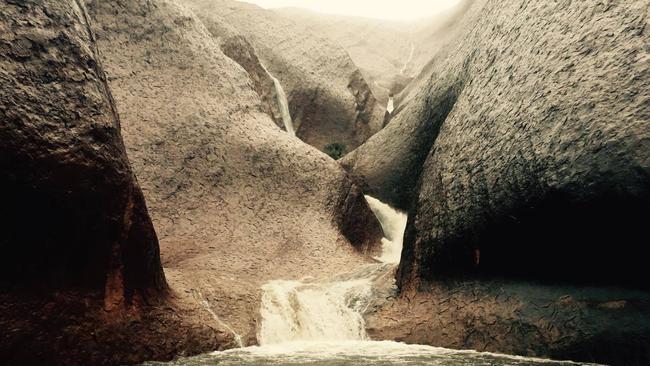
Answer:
xmin=0 ymin=1 xmax=197 ymax=364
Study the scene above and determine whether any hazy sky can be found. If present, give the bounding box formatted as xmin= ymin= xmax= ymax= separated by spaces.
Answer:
xmin=240 ymin=0 xmax=462 ymax=21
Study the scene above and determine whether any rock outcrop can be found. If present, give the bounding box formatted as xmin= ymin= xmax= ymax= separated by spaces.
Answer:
xmin=87 ymin=0 xmax=382 ymax=350
xmin=0 ymin=0 xmax=165 ymax=302
xmin=0 ymin=1 xmax=209 ymax=365
xmin=346 ymin=0 xmax=650 ymax=364
xmin=1 ymin=0 xmax=382 ymax=364
xmin=180 ymin=0 xmax=387 ymax=154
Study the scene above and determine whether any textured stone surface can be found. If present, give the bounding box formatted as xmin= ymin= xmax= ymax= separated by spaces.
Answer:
xmin=0 ymin=1 xmax=218 ymax=365
xmin=0 ymin=0 xmax=165 ymax=299
xmin=87 ymin=0 xmax=381 ymax=350
xmin=367 ymin=279 xmax=650 ymax=366
xmin=346 ymin=0 xmax=650 ymax=363
xmin=399 ymin=0 xmax=650 ymax=288
xmin=345 ymin=0 xmax=649 ymax=285
xmin=180 ymin=0 xmax=387 ymax=153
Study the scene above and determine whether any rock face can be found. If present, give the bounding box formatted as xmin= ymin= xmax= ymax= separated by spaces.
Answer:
xmin=186 ymin=11 xmax=283 ymax=130
xmin=0 ymin=0 xmax=165 ymax=301
xmin=87 ymin=0 xmax=381 ymax=349
xmin=346 ymin=0 xmax=650 ymax=364
xmin=367 ymin=279 xmax=650 ymax=366
xmin=180 ymin=0 xmax=386 ymax=154
xmin=0 ymin=1 xmax=205 ymax=364
xmin=277 ymin=2 xmax=475 ymax=107
xmin=275 ymin=8 xmax=414 ymax=104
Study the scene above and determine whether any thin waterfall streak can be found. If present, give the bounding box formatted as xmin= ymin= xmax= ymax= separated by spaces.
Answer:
xmin=400 ymin=42 xmax=415 ymax=76
xmin=261 ymin=63 xmax=295 ymax=135
xmin=387 ymin=97 xmax=395 ymax=114
xmin=194 ymin=290 xmax=244 ymax=347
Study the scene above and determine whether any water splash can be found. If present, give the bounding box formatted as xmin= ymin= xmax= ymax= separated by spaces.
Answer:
xmin=258 ymin=196 xmax=407 ymax=345
xmin=364 ymin=195 xmax=408 ymax=264
xmin=386 ymin=97 xmax=394 ymax=114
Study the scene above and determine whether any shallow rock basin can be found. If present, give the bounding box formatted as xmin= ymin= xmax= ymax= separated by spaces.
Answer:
xmin=143 ymin=340 xmax=601 ymax=366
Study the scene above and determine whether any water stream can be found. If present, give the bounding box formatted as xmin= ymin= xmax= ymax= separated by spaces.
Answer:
xmin=262 ymin=64 xmax=295 ymax=136
xmin=386 ymin=96 xmax=395 ymax=115
xmin=145 ymin=196 xmax=599 ymax=366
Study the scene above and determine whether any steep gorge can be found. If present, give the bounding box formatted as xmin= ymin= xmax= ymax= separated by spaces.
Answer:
xmin=1 ymin=0 xmax=649 ymax=365
xmin=87 ymin=0 xmax=383 ymax=351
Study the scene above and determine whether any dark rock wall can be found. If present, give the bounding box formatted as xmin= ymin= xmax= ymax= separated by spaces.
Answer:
xmin=0 ymin=0 xmax=165 ymax=301
xmin=401 ymin=0 xmax=649 ymax=289
xmin=348 ymin=0 xmax=649 ymax=363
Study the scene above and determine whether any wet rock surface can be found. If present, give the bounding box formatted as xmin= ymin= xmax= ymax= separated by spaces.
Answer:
xmin=367 ymin=279 xmax=650 ymax=366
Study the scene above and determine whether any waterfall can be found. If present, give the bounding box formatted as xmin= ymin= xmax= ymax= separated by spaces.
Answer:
xmin=364 ymin=195 xmax=407 ymax=264
xmin=261 ymin=63 xmax=295 ymax=136
xmin=386 ymin=97 xmax=395 ymax=114
xmin=269 ymin=75 xmax=295 ymax=136
xmin=258 ymin=196 xmax=407 ymax=345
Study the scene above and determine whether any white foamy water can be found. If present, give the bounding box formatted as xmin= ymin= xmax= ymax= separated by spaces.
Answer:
xmin=258 ymin=195 xmax=406 ymax=345
xmin=258 ymin=264 xmax=394 ymax=344
xmin=364 ymin=195 xmax=408 ymax=264
xmin=260 ymin=63 xmax=295 ymax=135
xmin=386 ymin=96 xmax=395 ymax=114
xmin=144 ymin=196 xmax=599 ymax=366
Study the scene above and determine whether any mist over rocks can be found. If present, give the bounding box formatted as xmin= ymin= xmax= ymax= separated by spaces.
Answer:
xmin=180 ymin=0 xmax=386 ymax=154
xmin=277 ymin=1 xmax=476 ymax=107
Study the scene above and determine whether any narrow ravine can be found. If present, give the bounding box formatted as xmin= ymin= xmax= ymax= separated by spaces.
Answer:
xmin=400 ymin=42 xmax=415 ymax=76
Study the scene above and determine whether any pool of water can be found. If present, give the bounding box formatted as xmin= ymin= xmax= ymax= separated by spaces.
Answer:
xmin=142 ymin=340 xmax=600 ymax=366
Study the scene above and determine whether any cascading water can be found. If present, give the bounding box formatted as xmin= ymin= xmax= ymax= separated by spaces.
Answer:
xmin=262 ymin=63 xmax=295 ymax=136
xmin=364 ymin=195 xmax=407 ymax=264
xmin=257 ymin=195 xmax=406 ymax=345
xmin=270 ymin=75 xmax=295 ymax=136
xmin=400 ymin=42 xmax=415 ymax=76
xmin=145 ymin=196 xmax=601 ymax=365
xmin=386 ymin=97 xmax=395 ymax=114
